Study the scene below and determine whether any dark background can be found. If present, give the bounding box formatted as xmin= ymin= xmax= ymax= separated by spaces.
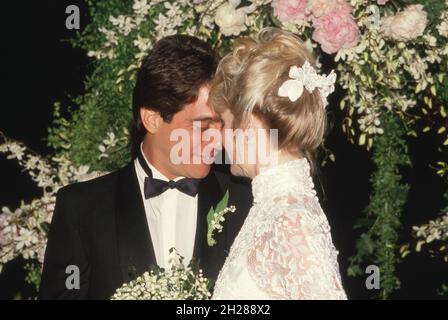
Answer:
xmin=0 ymin=1 xmax=446 ymax=299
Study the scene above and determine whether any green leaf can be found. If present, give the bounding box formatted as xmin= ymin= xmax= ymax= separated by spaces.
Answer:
xmin=206 ymin=206 xmax=216 ymax=247
xmin=206 ymin=190 xmax=230 ymax=247
xmin=215 ymin=190 xmax=229 ymax=214
xmin=356 ymin=233 xmax=376 ymax=256
xmin=206 ymin=207 xmax=215 ymax=230
xmin=347 ymin=265 xmax=363 ymax=277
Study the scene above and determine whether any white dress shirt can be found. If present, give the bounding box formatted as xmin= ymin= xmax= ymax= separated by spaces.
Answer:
xmin=134 ymin=146 xmax=198 ymax=268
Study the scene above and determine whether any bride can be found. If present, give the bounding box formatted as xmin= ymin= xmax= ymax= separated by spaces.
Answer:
xmin=209 ymin=28 xmax=347 ymax=300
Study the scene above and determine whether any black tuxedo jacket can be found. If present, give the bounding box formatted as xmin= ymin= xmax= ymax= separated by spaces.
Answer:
xmin=38 ymin=163 xmax=252 ymax=299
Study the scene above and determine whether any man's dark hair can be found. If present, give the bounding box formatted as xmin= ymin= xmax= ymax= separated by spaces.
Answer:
xmin=131 ymin=35 xmax=218 ymax=158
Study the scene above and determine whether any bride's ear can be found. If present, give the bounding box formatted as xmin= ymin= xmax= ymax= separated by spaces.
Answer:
xmin=140 ymin=108 xmax=162 ymax=134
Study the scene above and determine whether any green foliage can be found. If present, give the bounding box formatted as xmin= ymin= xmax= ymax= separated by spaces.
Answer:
xmin=348 ymin=113 xmax=411 ymax=299
xmin=48 ymin=0 xmax=136 ymax=171
xmin=24 ymin=261 xmax=42 ymax=294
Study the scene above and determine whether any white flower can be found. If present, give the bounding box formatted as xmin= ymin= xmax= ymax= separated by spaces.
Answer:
xmin=215 ymin=0 xmax=256 ymax=37
xmin=99 ymin=27 xmax=118 ymax=46
xmin=109 ymin=15 xmax=135 ymax=36
xmin=437 ymin=20 xmax=448 ymax=38
xmin=6 ymin=143 xmax=26 ymax=160
xmin=423 ymin=35 xmax=437 ymax=47
xmin=14 ymin=228 xmax=38 ymax=251
xmin=380 ymin=5 xmax=427 ymax=41
xmin=154 ymin=8 xmax=181 ymax=41
xmin=405 ymin=54 xmax=428 ymax=81
xmin=133 ymin=0 xmax=151 ymax=16
xmin=133 ymin=35 xmax=152 ymax=53
xmin=103 ymin=132 xmax=118 ymax=147
xmin=278 ymin=61 xmax=336 ymax=107
xmin=207 ymin=205 xmax=236 ymax=246
xmin=335 ymin=39 xmax=367 ymax=62
xmin=412 ymin=211 xmax=448 ymax=257
xmin=24 ymin=155 xmax=40 ymax=171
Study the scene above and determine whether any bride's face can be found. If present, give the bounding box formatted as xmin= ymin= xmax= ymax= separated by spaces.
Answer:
xmin=221 ymin=110 xmax=278 ymax=179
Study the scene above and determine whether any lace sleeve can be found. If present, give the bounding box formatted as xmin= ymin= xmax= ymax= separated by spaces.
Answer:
xmin=247 ymin=194 xmax=347 ymax=300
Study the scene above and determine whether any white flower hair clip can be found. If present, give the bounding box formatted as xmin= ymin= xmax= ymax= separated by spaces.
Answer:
xmin=278 ymin=61 xmax=337 ymax=108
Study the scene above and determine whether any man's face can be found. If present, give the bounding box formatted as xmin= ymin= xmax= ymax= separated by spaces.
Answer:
xmin=149 ymin=86 xmax=223 ymax=179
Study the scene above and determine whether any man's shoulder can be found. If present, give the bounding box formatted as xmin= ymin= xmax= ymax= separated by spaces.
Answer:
xmin=56 ymin=164 xmax=130 ymax=204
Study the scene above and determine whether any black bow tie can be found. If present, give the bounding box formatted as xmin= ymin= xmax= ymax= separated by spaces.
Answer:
xmin=137 ymin=149 xmax=199 ymax=199
xmin=144 ymin=176 xmax=199 ymax=199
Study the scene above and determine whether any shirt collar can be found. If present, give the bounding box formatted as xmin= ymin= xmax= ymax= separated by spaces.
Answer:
xmin=138 ymin=143 xmax=184 ymax=182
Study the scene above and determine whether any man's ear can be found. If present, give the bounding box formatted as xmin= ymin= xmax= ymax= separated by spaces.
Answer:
xmin=140 ymin=108 xmax=162 ymax=134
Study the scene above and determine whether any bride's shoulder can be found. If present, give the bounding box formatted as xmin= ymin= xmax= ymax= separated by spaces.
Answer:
xmin=269 ymin=192 xmax=326 ymax=224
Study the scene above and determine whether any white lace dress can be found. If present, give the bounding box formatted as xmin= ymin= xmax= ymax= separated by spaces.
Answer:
xmin=212 ymin=159 xmax=347 ymax=300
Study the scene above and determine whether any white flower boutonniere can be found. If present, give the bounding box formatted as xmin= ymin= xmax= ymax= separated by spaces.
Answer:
xmin=207 ymin=190 xmax=236 ymax=247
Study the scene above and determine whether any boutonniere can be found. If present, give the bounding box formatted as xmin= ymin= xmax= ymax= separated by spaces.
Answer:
xmin=206 ymin=190 xmax=236 ymax=247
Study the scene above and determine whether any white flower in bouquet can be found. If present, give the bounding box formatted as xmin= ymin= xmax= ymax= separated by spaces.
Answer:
xmin=215 ymin=0 xmax=256 ymax=37
xmin=111 ymin=249 xmax=212 ymax=300
xmin=437 ymin=19 xmax=448 ymax=38
xmin=380 ymin=4 xmax=427 ymax=42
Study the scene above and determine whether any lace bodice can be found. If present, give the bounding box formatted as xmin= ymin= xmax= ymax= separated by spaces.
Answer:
xmin=212 ymin=159 xmax=347 ymax=300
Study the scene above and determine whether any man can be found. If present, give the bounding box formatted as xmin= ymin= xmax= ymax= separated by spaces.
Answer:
xmin=38 ymin=35 xmax=252 ymax=299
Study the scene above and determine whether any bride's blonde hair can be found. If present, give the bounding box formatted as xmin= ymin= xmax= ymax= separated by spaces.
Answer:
xmin=210 ymin=28 xmax=328 ymax=172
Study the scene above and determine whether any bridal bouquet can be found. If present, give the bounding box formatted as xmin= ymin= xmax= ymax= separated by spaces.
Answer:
xmin=111 ymin=250 xmax=212 ymax=300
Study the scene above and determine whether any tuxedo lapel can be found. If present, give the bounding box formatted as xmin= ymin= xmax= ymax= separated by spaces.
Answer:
xmin=194 ymin=171 xmax=226 ymax=276
xmin=115 ymin=163 xmax=156 ymax=283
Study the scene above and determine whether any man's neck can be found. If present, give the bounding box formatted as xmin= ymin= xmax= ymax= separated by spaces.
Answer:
xmin=140 ymin=142 xmax=179 ymax=181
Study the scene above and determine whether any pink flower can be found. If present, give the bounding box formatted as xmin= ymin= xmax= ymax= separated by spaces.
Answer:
xmin=272 ymin=0 xmax=309 ymax=23
xmin=377 ymin=0 xmax=389 ymax=5
xmin=312 ymin=10 xmax=359 ymax=54
xmin=309 ymin=0 xmax=352 ymax=18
